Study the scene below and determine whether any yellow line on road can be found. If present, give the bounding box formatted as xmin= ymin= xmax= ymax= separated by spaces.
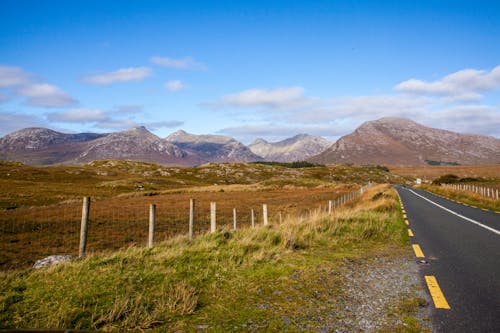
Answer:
xmin=403 ymin=213 xmax=407 ymax=219
xmin=412 ymin=244 xmax=425 ymax=257
xmin=425 ymin=276 xmax=451 ymax=309
xmin=404 ymin=219 xmax=409 ymax=225
xmin=408 ymin=229 xmax=414 ymax=237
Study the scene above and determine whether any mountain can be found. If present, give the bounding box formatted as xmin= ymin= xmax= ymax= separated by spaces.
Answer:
xmin=165 ymin=130 xmax=262 ymax=163
xmin=0 ymin=127 xmax=260 ymax=166
xmin=73 ymin=126 xmax=193 ymax=165
xmin=309 ymin=117 xmax=500 ymax=165
xmin=0 ymin=128 xmax=106 ymax=165
xmin=248 ymin=134 xmax=331 ymax=162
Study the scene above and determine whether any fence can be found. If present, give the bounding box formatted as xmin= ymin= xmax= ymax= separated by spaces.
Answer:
xmin=442 ymin=183 xmax=499 ymax=200
xmin=0 ymin=184 xmax=372 ymax=270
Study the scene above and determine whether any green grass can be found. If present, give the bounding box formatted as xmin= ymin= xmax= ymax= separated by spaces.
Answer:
xmin=0 ymin=185 xmax=428 ymax=332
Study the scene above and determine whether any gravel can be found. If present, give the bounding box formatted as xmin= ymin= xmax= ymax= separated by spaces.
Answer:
xmin=246 ymin=252 xmax=432 ymax=332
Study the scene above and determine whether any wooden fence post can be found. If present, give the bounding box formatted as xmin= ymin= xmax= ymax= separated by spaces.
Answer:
xmin=328 ymin=200 xmax=333 ymax=214
xmin=263 ymin=204 xmax=268 ymax=226
xmin=251 ymin=209 xmax=255 ymax=228
xmin=233 ymin=208 xmax=237 ymax=230
xmin=79 ymin=196 xmax=90 ymax=258
xmin=210 ymin=202 xmax=216 ymax=233
xmin=148 ymin=204 xmax=156 ymax=248
xmin=189 ymin=199 xmax=195 ymax=241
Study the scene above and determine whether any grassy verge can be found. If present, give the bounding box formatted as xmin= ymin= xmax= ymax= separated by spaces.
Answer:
xmin=421 ymin=184 xmax=500 ymax=212
xmin=0 ymin=185 xmax=428 ymax=332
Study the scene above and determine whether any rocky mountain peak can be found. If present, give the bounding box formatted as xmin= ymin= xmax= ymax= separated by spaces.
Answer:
xmin=310 ymin=117 xmax=500 ymax=165
xmin=123 ymin=126 xmax=151 ymax=135
xmin=249 ymin=134 xmax=331 ymax=162
xmin=251 ymin=138 xmax=268 ymax=145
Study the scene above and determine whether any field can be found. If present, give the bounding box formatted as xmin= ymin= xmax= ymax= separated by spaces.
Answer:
xmin=0 ymin=184 xmax=429 ymax=332
xmin=0 ymin=160 xmax=403 ymax=209
xmin=390 ymin=164 xmax=500 ymax=181
xmin=0 ymin=161 xmax=401 ymax=270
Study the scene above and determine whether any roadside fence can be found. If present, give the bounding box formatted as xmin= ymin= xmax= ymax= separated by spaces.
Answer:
xmin=442 ymin=183 xmax=499 ymax=200
xmin=0 ymin=183 xmax=373 ymax=270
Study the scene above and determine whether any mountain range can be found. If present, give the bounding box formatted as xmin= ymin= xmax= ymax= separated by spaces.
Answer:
xmin=248 ymin=134 xmax=331 ymax=162
xmin=1 ymin=117 xmax=499 ymax=166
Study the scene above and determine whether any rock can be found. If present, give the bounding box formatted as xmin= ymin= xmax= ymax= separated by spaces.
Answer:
xmin=33 ymin=255 xmax=75 ymax=269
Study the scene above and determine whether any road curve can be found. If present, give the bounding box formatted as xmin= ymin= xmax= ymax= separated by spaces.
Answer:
xmin=394 ymin=185 xmax=500 ymax=333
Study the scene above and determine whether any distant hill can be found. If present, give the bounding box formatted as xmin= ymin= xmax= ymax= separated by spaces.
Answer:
xmin=309 ymin=118 xmax=500 ymax=165
xmin=248 ymin=134 xmax=331 ymax=162
xmin=0 ymin=127 xmax=259 ymax=166
xmin=165 ymin=130 xmax=262 ymax=163
xmin=3 ymin=118 xmax=498 ymax=166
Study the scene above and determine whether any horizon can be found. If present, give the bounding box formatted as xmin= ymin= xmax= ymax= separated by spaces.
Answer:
xmin=3 ymin=115 xmax=499 ymax=146
xmin=1 ymin=1 xmax=500 ymax=143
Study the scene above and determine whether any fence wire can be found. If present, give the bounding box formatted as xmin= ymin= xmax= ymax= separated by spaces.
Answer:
xmin=0 ymin=185 xmax=369 ymax=270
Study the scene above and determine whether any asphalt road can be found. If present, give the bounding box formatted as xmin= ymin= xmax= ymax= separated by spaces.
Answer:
xmin=394 ymin=185 xmax=500 ymax=333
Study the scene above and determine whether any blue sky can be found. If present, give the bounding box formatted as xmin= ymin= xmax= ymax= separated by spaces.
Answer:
xmin=1 ymin=0 xmax=500 ymax=143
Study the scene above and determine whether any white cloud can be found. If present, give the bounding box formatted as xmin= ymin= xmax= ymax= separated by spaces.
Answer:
xmin=211 ymin=65 xmax=500 ymax=141
xmin=220 ymin=87 xmax=311 ymax=109
xmin=420 ymin=105 xmax=500 ymax=137
xmin=395 ymin=66 xmax=500 ymax=101
xmin=95 ymin=118 xmax=139 ymax=129
xmin=18 ymin=83 xmax=76 ymax=107
xmin=0 ymin=66 xmax=32 ymax=88
xmin=0 ymin=65 xmax=77 ymax=107
xmin=112 ymin=105 xmax=144 ymax=114
xmin=150 ymin=56 xmax=206 ymax=70
xmin=47 ymin=108 xmax=107 ymax=123
xmin=165 ymin=80 xmax=184 ymax=92
xmin=0 ymin=92 xmax=9 ymax=103
xmin=95 ymin=118 xmax=184 ymax=131
xmin=84 ymin=67 xmax=152 ymax=85
xmin=0 ymin=112 xmax=47 ymax=135
xmin=146 ymin=120 xmax=184 ymax=130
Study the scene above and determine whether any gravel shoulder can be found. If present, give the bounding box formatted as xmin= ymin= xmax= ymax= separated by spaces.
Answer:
xmin=239 ymin=249 xmax=432 ymax=332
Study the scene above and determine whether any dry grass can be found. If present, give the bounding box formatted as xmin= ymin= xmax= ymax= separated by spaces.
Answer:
xmin=0 ymin=184 xmax=420 ymax=332
xmin=0 ymin=185 xmax=361 ymax=270
xmin=0 ymin=160 xmax=403 ymax=209
xmin=390 ymin=164 xmax=500 ymax=181
xmin=421 ymin=184 xmax=500 ymax=212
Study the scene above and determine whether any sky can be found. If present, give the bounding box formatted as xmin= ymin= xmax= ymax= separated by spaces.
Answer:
xmin=1 ymin=0 xmax=500 ymax=143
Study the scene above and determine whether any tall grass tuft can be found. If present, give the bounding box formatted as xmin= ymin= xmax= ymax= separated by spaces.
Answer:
xmin=0 ymin=184 xmax=406 ymax=331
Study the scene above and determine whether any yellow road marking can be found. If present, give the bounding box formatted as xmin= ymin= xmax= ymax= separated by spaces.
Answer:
xmin=412 ymin=244 xmax=425 ymax=258
xmin=403 ymin=213 xmax=407 ymax=219
xmin=402 ymin=209 xmax=406 ymax=214
xmin=425 ymin=276 xmax=451 ymax=309
xmin=404 ymin=219 xmax=409 ymax=225
xmin=408 ymin=229 xmax=414 ymax=237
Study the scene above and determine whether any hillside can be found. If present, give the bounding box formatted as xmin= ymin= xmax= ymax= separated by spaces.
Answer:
xmin=248 ymin=134 xmax=331 ymax=162
xmin=310 ymin=118 xmax=500 ymax=165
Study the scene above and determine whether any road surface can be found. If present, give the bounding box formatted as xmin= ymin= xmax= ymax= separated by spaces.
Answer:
xmin=394 ymin=185 xmax=500 ymax=333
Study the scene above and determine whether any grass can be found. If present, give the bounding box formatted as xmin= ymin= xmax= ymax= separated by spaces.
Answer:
xmin=0 ymin=184 xmax=428 ymax=332
xmin=420 ymin=184 xmax=500 ymax=212
xmin=390 ymin=164 xmax=500 ymax=181
xmin=0 ymin=160 xmax=405 ymax=209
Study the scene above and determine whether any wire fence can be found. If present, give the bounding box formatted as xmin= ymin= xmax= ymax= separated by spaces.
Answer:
xmin=442 ymin=183 xmax=500 ymax=200
xmin=0 ymin=184 xmax=372 ymax=270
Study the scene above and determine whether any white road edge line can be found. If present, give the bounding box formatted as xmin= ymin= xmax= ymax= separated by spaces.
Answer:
xmin=407 ymin=189 xmax=500 ymax=236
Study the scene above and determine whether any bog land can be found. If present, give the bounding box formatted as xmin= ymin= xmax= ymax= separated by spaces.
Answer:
xmin=0 ymin=160 xmax=498 ymax=331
